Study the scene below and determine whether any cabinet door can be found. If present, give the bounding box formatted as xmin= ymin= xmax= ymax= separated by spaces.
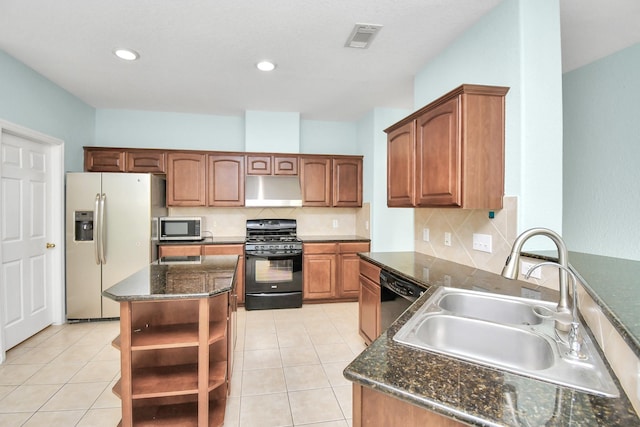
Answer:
xmin=333 ymin=157 xmax=362 ymax=207
xmin=303 ymin=254 xmax=336 ymax=300
xmin=415 ymin=97 xmax=461 ymax=207
xmin=158 ymin=245 xmax=203 ymax=257
xmin=167 ymin=152 xmax=207 ymax=206
xmin=84 ymin=148 xmax=126 ymax=172
xmin=300 ymin=157 xmax=332 ymax=207
xmin=274 ymin=156 xmax=298 ymax=175
xmin=359 ymin=274 xmax=380 ymax=345
xmin=208 ymin=155 xmax=245 ymax=207
xmin=338 ymin=242 xmax=370 ymax=299
xmin=386 ymin=122 xmax=415 ymax=207
xmin=127 ymin=150 xmax=166 ymax=173
xmin=246 ymin=155 xmax=272 ymax=175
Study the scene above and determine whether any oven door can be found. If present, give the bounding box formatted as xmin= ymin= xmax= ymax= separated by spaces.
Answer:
xmin=245 ymin=251 xmax=303 ymax=294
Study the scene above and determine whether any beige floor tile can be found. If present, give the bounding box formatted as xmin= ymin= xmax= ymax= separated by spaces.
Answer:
xmin=0 ymin=364 xmax=44 ymax=386
xmin=322 ymin=362 xmax=352 ymax=388
xmin=229 ymin=366 xmax=243 ymax=397
xmin=40 ymin=382 xmax=109 ymax=411
xmin=51 ymin=345 xmax=101 ymax=363
xmin=309 ymin=329 xmax=347 ymax=346
xmin=289 ymin=388 xmax=344 ymax=425
xmin=24 ymin=362 xmax=84 ymax=385
xmin=69 ymin=360 xmax=120 ymax=383
xmin=91 ymin=344 xmax=121 ymax=362
xmin=241 ymin=368 xmax=286 ymax=396
xmin=314 ymin=343 xmax=356 ymax=364
xmin=91 ymin=379 xmax=121 ymax=409
xmin=0 ymin=384 xmax=61 ymax=412
xmin=280 ymin=345 xmax=320 ymax=366
xmin=239 ymin=392 xmax=292 ymax=427
xmin=284 ymin=364 xmax=330 ymax=391
xmin=6 ymin=346 xmax=66 ymax=365
xmin=76 ymin=407 xmax=122 ymax=427
xmin=276 ymin=329 xmax=313 ymax=348
xmin=0 ymin=385 xmax=16 ymax=400
xmin=243 ymin=349 xmax=282 ymax=370
xmin=243 ymin=332 xmax=279 ymax=351
xmin=333 ymin=385 xmax=353 ymax=419
xmin=21 ymin=409 xmax=85 ymax=427
xmin=0 ymin=412 xmax=32 ymax=426
xmin=223 ymin=396 xmax=240 ymax=427
xmin=297 ymin=420 xmax=349 ymax=427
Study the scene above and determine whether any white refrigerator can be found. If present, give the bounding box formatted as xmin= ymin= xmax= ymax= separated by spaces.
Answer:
xmin=65 ymin=173 xmax=166 ymax=319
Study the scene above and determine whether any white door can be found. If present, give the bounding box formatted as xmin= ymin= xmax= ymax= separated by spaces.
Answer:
xmin=0 ymin=124 xmax=63 ymax=353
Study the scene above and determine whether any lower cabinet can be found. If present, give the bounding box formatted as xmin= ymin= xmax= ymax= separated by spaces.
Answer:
xmin=358 ymin=259 xmax=381 ymax=345
xmin=158 ymin=244 xmax=203 ymax=257
xmin=113 ymin=294 xmax=231 ymax=426
xmin=303 ymin=242 xmax=370 ymax=302
xmin=353 ymin=385 xmax=465 ymax=427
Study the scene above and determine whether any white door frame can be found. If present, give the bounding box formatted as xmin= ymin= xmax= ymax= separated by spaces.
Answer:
xmin=0 ymin=119 xmax=65 ymax=363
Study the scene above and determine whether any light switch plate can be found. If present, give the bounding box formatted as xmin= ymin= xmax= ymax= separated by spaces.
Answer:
xmin=472 ymin=233 xmax=492 ymax=253
xmin=422 ymin=228 xmax=430 ymax=242
xmin=444 ymin=232 xmax=452 ymax=246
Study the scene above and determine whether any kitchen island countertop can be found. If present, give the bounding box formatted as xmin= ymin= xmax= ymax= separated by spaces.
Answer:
xmin=344 ymin=252 xmax=639 ymax=426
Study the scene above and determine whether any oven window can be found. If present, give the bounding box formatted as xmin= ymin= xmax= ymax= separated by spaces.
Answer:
xmin=254 ymin=259 xmax=293 ymax=283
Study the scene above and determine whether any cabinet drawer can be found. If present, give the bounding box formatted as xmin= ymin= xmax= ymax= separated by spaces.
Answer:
xmin=158 ymin=245 xmax=203 ymax=257
xmin=339 ymin=242 xmax=370 ymax=254
xmin=359 ymin=260 xmax=381 ymax=284
xmin=303 ymin=243 xmax=337 ymax=254
xmin=202 ymin=244 xmax=244 ymax=255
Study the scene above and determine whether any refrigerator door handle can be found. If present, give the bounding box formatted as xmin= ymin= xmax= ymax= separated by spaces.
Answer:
xmin=99 ymin=193 xmax=107 ymax=264
xmin=94 ymin=193 xmax=101 ymax=265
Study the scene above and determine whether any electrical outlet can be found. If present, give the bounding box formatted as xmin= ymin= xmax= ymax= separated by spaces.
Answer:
xmin=422 ymin=228 xmax=430 ymax=242
xmin=365 ymin=220 xmax=369 ymax=230
xmin=444 ymin=232 xmax=452 ymax=246
xmin=472 ymin=233 xmax=492 ymax=253
xmin=521 ymin=261 xmax=542 ymax=279
xmin=332 ymin=219 xmax=338 ymax=228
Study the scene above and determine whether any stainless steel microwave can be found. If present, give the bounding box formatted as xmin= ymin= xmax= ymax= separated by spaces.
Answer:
xmin=158 ymin=217 xmax=203 ymax=241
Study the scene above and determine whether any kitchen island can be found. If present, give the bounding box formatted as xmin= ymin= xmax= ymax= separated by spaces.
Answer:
xmin=103 ymin=255 xmax=239 ymax=427
xmin=345 ymin=252 xmax=639 ymax=426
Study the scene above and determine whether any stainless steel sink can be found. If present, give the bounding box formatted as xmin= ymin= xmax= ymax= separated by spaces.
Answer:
xmin=393 ymin=287 xmax=620 ymax=397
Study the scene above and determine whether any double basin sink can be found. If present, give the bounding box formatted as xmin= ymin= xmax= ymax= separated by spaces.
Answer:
xmin=393 ymin=287 xmax=619 ymax=397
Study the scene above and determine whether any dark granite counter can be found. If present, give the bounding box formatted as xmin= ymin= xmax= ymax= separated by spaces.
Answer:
xmin=157 ymin=236 xmax=246 ymax=245
xmin=102 ymin=255 xmax=238 ymax=301
xmin=298 ymin=235 xmax=370 ymax=243
xmin=344 ymin=252 xmax=638 ymax=426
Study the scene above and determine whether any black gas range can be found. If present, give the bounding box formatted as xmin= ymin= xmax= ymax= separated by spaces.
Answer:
xmin=244 ymin=219 xmax=303 ymax=310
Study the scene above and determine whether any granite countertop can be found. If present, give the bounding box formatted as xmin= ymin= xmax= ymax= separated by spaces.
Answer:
xmin=102 ymin=255 xmax=238 ymax=301
xmin=344 ymin=252 xmax=638 ymax=426
xmin=157 ymin=236 xmax=246 ymax=245
xmin=298 ymin=235 xmax=370 ymax=243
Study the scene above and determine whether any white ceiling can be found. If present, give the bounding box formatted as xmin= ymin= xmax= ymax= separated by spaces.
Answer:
xmin=1 ymin=0 xmax=639 ymax=121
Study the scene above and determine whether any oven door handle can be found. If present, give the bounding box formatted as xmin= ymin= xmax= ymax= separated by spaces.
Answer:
xmin=245 ymin=251 xmax=302 ymax=258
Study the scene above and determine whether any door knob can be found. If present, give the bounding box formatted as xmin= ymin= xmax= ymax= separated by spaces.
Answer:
xmin=46 ymin=242 xmax=56 ymax=249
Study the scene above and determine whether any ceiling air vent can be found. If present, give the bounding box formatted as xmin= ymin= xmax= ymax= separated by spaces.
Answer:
xmin=344 ymin=23 xmax=383 ymax=49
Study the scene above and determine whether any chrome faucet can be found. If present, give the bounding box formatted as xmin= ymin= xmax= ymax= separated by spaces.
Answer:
xmin=526 ymin=262 xmax=584 ymax=359
xmin=501 ymin=228 xmax=572 ymax=331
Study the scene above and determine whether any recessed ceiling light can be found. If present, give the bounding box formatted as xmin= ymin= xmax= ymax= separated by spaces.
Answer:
xmin=114 ymin=49 xmax=140 ymax=61
xmin=256 ymin=61 xmax=276 ymax=71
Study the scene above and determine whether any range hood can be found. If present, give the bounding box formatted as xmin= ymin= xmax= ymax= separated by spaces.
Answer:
xmin=245 ymin=175 xmax=303 ymax=207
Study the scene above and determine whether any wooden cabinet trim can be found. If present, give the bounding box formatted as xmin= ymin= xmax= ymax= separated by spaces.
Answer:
xmin=359 ymin=259 xmax=381 ymax=283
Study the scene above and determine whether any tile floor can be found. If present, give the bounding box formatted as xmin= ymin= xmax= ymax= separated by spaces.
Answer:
xmin=0 ymin=302 xmax=365 ymax=427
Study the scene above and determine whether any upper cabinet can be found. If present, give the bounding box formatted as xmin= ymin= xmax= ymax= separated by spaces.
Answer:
xmin=246 ymin=155 xmax=298 ymax=176
xmin=300 ymin=156 xmax=362 ymax=207
xmin=208 ymin=155 xmax=245 ymax=207
xmin=385 ymin=84 xmax=509 ymax=209
xmin=166 ymin=152 xmax=207 ymax=206
xmin=84 ymin=147 xmax=165 ymax=173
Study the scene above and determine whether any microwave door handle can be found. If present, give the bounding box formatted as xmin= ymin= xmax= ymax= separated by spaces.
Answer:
xmin=94 ymin=194 xmax=101 ymax=264
xmin=99 ymin=193 xmax=107 ymax=264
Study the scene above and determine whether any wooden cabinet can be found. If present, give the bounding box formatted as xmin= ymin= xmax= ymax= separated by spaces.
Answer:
xmin=301 ymin=156 xmax=363 ymax=207
xmin=114 ymin=294 xmax=231 ymax=426
xmin=333 ymin=158 xmax=363 ymax=207
xmin=166 ymin=152 xmax=207 ymax=206
xmin=337 ymin=242 xmax=370 ymax=299
xmin=303 ymin=243 xmax=337 ymax=300
xmin=353 ymin=385 xmax=465 ymax=427
xmin=303 ymin=242 xmax=370 ymax=302
xmin=126 ymin=150 xmax=166 ymax=173
xmin=300 ymin=157 xmax=332 ymax=207
xmin=158 ymin=245 xmax=203 ymax=258
xmin=84 ymin=148 xmax=126 ymax=172
xmin=246 ymin=155 xmax=298 ymax=176
xmin=208 ymin=155 xmax=245 ymax=207
xmin=203 ymin=244 xmax=245 ymax=306
xmin=84 ymin=147 xmax=165 ymax=173
xmin=385 ymin=84 xmax=509 ymax=209
xmin=359 ymin=259 xmax=381 ymax=345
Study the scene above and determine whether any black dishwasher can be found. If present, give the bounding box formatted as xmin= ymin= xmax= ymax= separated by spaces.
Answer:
xmin=379 ymin=270 xmax=428 ymax=331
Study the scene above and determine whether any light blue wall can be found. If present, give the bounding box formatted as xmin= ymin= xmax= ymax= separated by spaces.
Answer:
xmin=563 ymin=43 xmax=640 ymax=261
xmin=300 ymin=120 xmax=358 ymax=154
xmin=0 ymin=50 xmax=95 ymax=172
xmin=413 ymin=0 xmax=564 ymax=238
xmin=245 ymin=111 xmax=300 ymax=153
xmin=95 ymin=109 xmax=245 ymax=153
